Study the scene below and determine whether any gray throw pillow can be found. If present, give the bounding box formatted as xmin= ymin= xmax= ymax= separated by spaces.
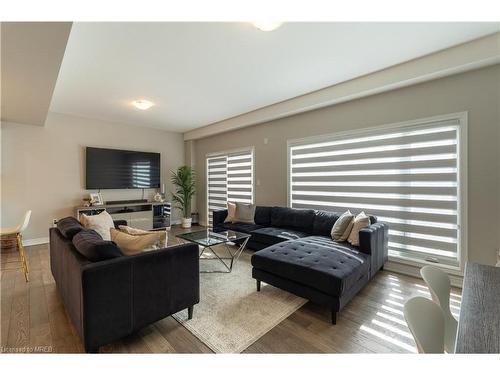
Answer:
xmin=235 ymin=202 xmax=256 ymax=224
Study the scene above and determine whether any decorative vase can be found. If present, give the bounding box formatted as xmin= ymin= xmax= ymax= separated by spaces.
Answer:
xmin=181 ymin=217 xmax=192 ymax=229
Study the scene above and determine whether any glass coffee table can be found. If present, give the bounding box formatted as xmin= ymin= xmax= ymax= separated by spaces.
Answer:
xmin=176 ymin=229 xmax=251 ymax=273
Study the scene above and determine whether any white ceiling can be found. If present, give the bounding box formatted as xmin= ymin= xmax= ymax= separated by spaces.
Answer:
xmin=50 ymin=22 xmax=500 ymax=132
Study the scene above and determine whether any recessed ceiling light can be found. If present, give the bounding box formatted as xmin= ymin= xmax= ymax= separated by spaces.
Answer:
xmin=252 ymin=22 xmax=283 ymax=32
xmin=132 ymin=99 xmax=154 ymax=110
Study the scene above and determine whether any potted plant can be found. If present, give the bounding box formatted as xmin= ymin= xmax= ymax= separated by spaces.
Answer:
xmin=171 ymin=166 xmax=196 ymax=228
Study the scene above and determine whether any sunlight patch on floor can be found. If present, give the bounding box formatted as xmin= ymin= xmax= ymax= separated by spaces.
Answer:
xmin=375 ymin=312 xmax=408 ymax=327
xmin=360 ymin=325 xmax=417 ymax=353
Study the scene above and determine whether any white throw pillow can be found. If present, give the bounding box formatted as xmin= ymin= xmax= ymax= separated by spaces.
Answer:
xmin=347 ymin=211 xmax=371 ymax=246
xmin=225 ymin=201 xmax=237 ymax=223
xmin=80 ymin=210 xmax=115 ymax=240
xmin=331 ymin=210 xmax=355 ymax=241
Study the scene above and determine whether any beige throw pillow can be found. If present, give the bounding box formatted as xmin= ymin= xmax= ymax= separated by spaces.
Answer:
xmin=235 ymin=202 xmax=255 ymax=224
xmin=118 ymin=225 xmax=168 ymax=247
xmin=347 ymin=211 xmax=371 ymax=246
xmin=224 ymin=202 xmax=237 ymax=223
xmin=111 ymin=228 xmax=166 ymax=256
xmin=331 ymin=210 xmax=355 ymax=241
xmin=80 ymin=210 xmax=114 ymax=241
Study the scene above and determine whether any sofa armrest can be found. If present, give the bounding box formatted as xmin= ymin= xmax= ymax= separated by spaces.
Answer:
xmin=113 ymin=219 xmax=127 ymax=228
xmin=80 ymin=242 xmax=199 ymax=352
xmin=130 ymin=243 xmax=200 ymax=329
xmin=212 ymin=209 xmax=228 ymax=228
xmin=359 ymin=223 xmax=389 ymax=277
xmin=81 ymin=256 xmax=133 ymax=352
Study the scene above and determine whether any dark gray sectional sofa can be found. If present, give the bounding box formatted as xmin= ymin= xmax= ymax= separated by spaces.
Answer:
xmin=50 ymin=217 xmax=200 ymax=352
xmin=213 ymin=206 xmax=388 ymax=324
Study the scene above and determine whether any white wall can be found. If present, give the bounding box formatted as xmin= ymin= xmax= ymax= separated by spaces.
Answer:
xmin=1 ymin=112 xmax=185 ymax=241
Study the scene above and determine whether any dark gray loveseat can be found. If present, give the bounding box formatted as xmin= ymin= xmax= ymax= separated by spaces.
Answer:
xmin=49 ymin=217 xmax=199 ymax=352
xmin=213 ymin=206 xmax=388 ymax=324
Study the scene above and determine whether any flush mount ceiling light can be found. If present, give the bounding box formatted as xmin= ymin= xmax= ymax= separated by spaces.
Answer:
xmin=132 ymin=99 xmax=154 ymax=110
xmin=252 ymin=21 xmax=283 ymax=32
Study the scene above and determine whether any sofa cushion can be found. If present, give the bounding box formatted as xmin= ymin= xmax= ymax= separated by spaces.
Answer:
xmin=80 ymin=210 xmax=115 ymax=241
xmin=219 ymin=222 xmax=264 ymax=234
xmin=250 ymin=227 xmax=308 ymax=246
xmin=224 ymin=202 xmax=237 ymax=223
xmin=270 ymin=207 xmax=316 ymax=233
xmin=347 ymin=212 xmax=371 ymax=246
xmin=57 ymin=216 xmax=84 ymax=240
xmin=111 ymin=228 xmax=165 ymax=255
xmin=254 ymin=206 xmax=272 ymax=226
xmin=330 ymin=210 xmax=355 ymax=241
xmin=251 ymin=236 xmax=370 ymax=297
xmin=235 ymin=202 xmax=256 ymax=224
xmin=118 ymin=225 xmax=168 ymax=247
xmin=72 ymin=229 xmax=123 ymax=262
xmin=312 ymin=211 xmax=339 ymax=236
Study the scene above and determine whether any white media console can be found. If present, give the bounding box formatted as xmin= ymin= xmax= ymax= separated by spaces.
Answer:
xmin=75 ymin=201 xmax=171 ymax=231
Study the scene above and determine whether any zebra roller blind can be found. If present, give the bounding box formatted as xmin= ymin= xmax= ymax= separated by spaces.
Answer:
xmin=207 ymin=149 xmax=254 ymax=226
xmin=289 ymin=114 xmax=466 ymax=266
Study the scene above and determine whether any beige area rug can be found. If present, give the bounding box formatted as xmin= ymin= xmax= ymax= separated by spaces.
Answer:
xmin=173 ymin=247 xmax=307 ymax=353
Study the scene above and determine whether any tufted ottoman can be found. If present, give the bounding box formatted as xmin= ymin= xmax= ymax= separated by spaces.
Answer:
xmin=251 ymin=236 xmax=372 ymax=324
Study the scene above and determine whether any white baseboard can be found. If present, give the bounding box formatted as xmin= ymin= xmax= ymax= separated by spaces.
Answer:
xmin=23 ymin=237 xmax=49 ymax=247
xmin=385 ymin=260 xmax=463 ymax=288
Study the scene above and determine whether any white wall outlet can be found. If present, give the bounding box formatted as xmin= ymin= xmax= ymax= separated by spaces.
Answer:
xmin=263 ymin=137 xmax=268 ymax=144
xmin=52 ymin=219 xmax=58 ymax=227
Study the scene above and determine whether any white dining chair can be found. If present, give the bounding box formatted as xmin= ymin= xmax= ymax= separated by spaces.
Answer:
xmin=420 ymin=265 xmax=458 ymax=353
xmin=0 ymin=210 xmax=31 ymax=282
xmin=404 ymin=296 xmax=445 ymax=353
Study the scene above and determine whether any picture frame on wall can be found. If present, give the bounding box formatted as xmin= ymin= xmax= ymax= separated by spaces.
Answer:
xmin=89 ymin=192 xmax=104 ymax=206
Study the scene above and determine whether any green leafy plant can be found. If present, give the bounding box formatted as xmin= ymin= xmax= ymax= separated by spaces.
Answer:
xmin=170 ymin=166 xmax=196 ymax=219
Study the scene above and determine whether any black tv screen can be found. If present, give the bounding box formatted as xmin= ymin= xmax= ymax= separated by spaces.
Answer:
xmin=86 ymin=147 xmax=160 ymax=189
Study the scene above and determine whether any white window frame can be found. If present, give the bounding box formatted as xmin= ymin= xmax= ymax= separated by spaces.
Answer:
xmin=206 ymin=146 xmax=255 ymax=225
xmin=287 ymin=112 xmax=468 ymax=273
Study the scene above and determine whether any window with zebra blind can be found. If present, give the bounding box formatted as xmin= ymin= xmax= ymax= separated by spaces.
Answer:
xmin=288 ymin=113 xmax=467 ymax=268
xmin=206 ymin=148 xmax=254 ymax=227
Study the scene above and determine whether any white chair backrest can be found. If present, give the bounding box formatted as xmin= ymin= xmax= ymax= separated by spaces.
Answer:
xmin=404 ymin=296 xmax=445 ymax=353
xmin=18 ymin=210 xmax=32 ymax=233
xmin=420 ymin=265 xmax=458 ymax=352
xmin=421 ymin=266 xmax=452 ymax=314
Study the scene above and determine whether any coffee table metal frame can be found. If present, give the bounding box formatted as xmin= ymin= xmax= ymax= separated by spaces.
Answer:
xmin=176 ymin=230 xmax=251 ymax=273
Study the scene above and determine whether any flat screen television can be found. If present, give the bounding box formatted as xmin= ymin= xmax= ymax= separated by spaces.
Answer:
xmin=85 ymin=147 xmax=160 ymax=189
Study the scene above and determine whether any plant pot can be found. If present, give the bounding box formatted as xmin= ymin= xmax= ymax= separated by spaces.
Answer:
xmin=181 ymin=217 xmax=192 ymax=229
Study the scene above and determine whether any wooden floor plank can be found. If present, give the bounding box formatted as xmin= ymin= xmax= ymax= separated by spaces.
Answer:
xmin=6 ymin=271 xmax=30 ymax=350
xmin=0 ymin=227 xmax=462 ymax=354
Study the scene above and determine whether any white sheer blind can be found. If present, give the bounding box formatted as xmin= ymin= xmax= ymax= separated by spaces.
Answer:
xmin=207 ymin=149 xmax=254 ymax=226
xmin=289 ymin=116 xmax=465 ymax=266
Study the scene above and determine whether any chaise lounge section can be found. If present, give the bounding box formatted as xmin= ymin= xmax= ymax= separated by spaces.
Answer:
xmin=213 ymin=206 xmax=388 ymax=323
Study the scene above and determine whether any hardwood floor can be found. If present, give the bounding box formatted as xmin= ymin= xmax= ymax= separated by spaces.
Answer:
xmin=0 ymin=226 xmax=461 ymax=354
